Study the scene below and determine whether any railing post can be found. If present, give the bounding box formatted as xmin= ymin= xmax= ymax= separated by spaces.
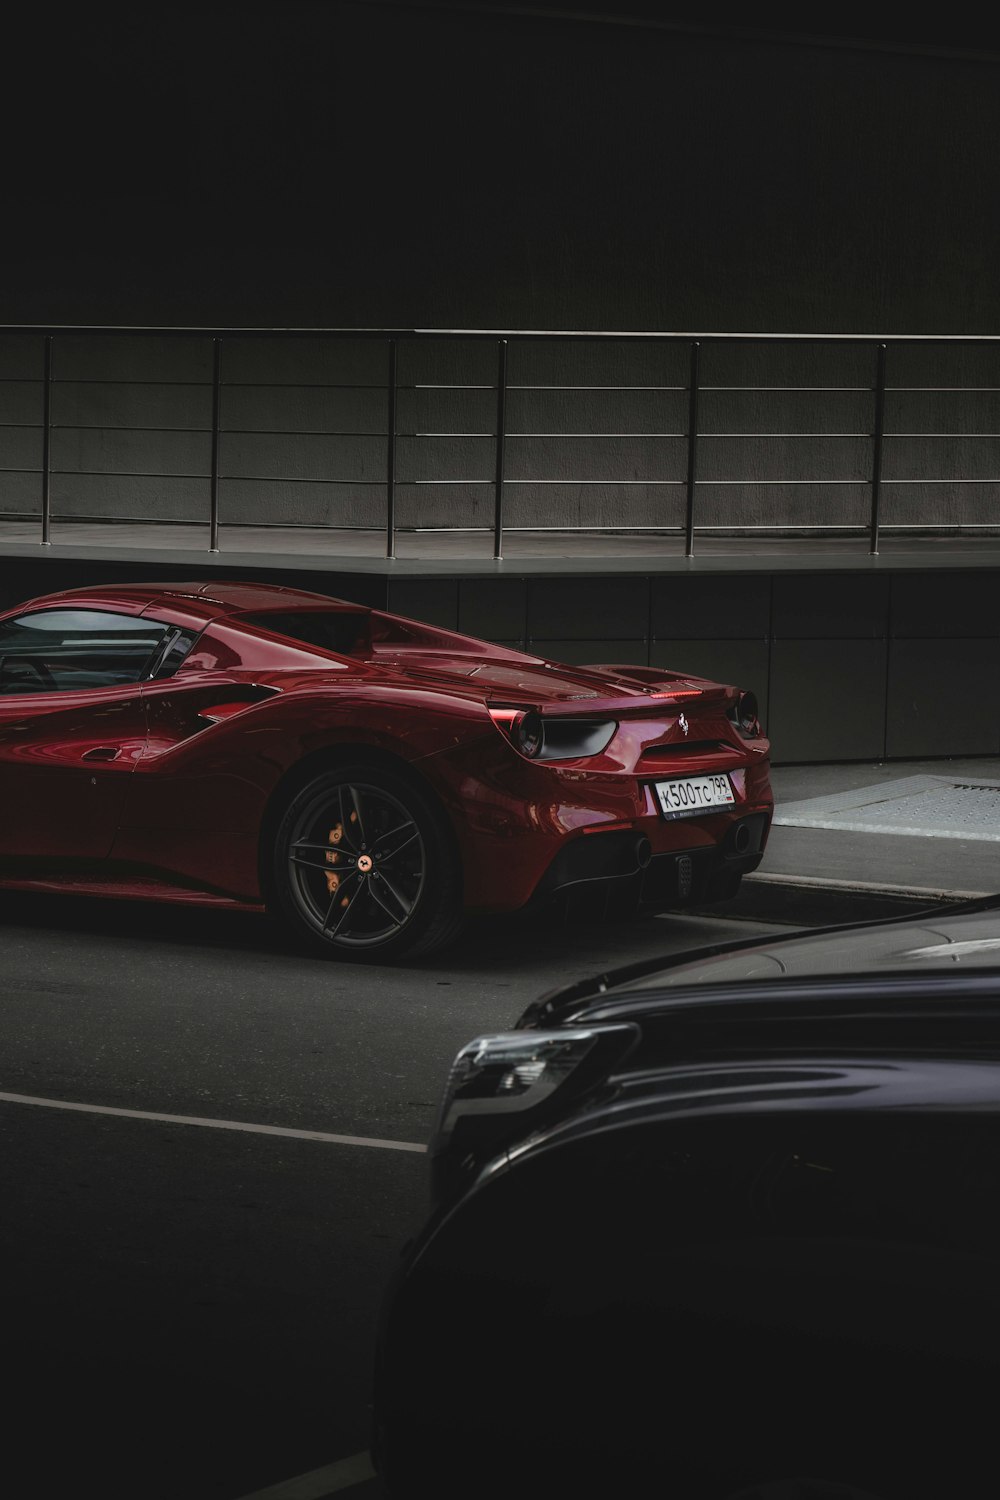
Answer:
xmin=209 ymin=336 xmax=222 ymax=553
xmin=869 ymin=341 xmax=887 ymax=556
xmin=493 ymin=338 xmax=508 ymax=560
xmin=684 ymin=340 xmax=700 ymax=557
xmin=386 ymin=338 xmax=397 ymax=559
xmin=40 ymin=334 xmax=53 ymax=546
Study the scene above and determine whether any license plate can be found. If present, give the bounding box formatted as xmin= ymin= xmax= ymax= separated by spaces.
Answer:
xmin=655 ymin=773 xmax=735 ymax=819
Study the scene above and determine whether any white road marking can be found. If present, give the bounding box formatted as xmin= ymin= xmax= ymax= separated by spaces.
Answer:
xmin=0 ymin=1091 xmax=427 ymax=1152
xmin=232 ymin=1451 xmax=377 ymax=1499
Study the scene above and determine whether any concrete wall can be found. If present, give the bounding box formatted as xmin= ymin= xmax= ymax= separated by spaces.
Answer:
xmin=385 ymin=566 xmax=1000 ymax=763
xmin=3 ymin=332 xmax=1000 ymax=534
xmin=1 ymin=549 xmax=995 ymax=764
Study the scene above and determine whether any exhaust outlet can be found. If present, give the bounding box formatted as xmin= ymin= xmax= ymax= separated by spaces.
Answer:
xmin=732 ymin=823 xmax=751 ymax=854
xmin=635 ymin=834 xmax=653 ymax=869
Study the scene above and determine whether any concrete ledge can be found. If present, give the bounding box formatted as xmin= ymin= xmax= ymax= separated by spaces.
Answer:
xmin=4 ymin=525 xmax=1000 ymax=575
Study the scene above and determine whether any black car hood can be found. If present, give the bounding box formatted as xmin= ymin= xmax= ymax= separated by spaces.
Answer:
xmin=518 ymin=891 xmax=1000 ymax=1029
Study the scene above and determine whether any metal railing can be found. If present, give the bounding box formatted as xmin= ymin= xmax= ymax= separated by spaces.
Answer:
xmin=3 ymin=325 xmax=1000 ymax=559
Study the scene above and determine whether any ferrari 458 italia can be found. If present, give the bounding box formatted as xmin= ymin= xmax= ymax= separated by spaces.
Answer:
xmin=0 ymin=580 xmax=772 ymax=959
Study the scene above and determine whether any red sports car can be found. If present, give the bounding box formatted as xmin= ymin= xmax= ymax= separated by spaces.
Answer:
xmin=0 ymin=580 xmax=772 ymax=960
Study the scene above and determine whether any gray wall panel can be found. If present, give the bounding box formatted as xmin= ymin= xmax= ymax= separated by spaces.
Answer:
xmin=395 ymin=436 xmax=494 ymax=483
xmin=0 ymin=383 xmax=44 ymax=424
xmin=698 ymin=436 xmax=872 ymax=482
xmin=0 ymin=338 xmax=44 ymax=380
xmin=391 ymin=485 xmax=493 ymax=528
xmin=698 ymin=344 xmax=874 ymax=386
xmin=396 ymin=341 xmax=495 ymax=385
xmin=53 ymin=382 xmax=211 ymax=429
xmin=890 ymin=572 xmax=1000 ymax=638
xmin=223 ymin=339 xmax=389 ymax=385
xmin=769 ymin=639 xmax=887 ymax=761
xmin=54 ymin=337 xmax=213 ymax=382
xmin=396 ymin=387 xmax=496 ymax=433
xmin=886 ymin=639 xmax=1000 ymax=757
xmin=0 ymin=473 xmax=43 ymax=509
xmin=505 ymin=436 xmax=686 ymax=482
xmin=651 ymin=575 xmax=771 ymax=639
xmin=458 ymin=577 xmax=527 ymax=642
xmin=690 ymin=485 xmax=872 ymax=528
xmin=698 ymin=389 xmax=872 ymax=434
xmin=773 ymin=574 xmax=889 ymax=638
xmin=527 ymin=576 xmax=650 ymax=640
xmin=387 ymin=578 xmax=459 ymax=629
xmin=529 ymin=639 xmax=648 ymax=665
xmin=221 ymin=386 xmax=387 ymax=434
xmin=0 ymin=427 xmax=43 ymax=469
xmin=51 ymin=428 xmax=211 ymax=476
xmin=505 ymin=389 xmax=687 ymax=435
xmin=50 ymin=474 xmax=209 ymax=519
xmin=886 ymin=391 xmax=1000 ymax=432
xmin=504 ymin=485 xmax=685 ymax=529
xmin=879 ymin=486 xmax=1000 ymax=524
xmin=220 ymin=433 xmax=384 ymax=482
xmin=508 ymin=341 xmax=688 ymax=386
xmin=216 ymin=480 xmax=386 ymax=528
xmin=881 ymin=436 xmax=1000 ymax=481
xmin=887 ymin=346 xmax=1000 ymax=385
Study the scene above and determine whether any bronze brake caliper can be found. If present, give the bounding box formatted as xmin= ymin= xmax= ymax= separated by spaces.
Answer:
xmin=326 ymin=824 xmax=344 ymax=895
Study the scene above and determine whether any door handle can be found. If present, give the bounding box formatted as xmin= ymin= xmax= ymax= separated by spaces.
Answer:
xmin=81 ymin=746 xmax=121 ymax=762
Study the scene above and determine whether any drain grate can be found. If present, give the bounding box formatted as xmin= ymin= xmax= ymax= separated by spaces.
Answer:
xmin=774 ymin=775 xmax=1000 ymax=842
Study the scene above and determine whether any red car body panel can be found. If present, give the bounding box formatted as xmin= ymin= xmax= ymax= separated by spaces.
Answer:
xmin=0 ymin=580 xmax=773 ymax=917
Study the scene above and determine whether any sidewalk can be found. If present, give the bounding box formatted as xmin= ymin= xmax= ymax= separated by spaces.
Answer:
xmin=728 ymin=755 xmax=1000 ymax=925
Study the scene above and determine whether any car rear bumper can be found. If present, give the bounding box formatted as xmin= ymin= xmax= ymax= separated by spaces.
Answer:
xmin=421 ymin=735 xmax=773 ymax=913
xmin=528 ymin=808 xmax=770 ymax=916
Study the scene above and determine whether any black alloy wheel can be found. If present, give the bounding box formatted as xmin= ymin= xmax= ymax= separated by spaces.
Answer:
xmin=271 ymin=764 xmax=462 ymax=960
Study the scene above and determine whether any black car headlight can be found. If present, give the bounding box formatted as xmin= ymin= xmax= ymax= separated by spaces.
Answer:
xmin=489 ymin=707 xmax=617 ymax=760
xmin=427 ymin=1024 xmax=639 ymax=1205
xmin=729 ymin=690 xmax=761 ymax=738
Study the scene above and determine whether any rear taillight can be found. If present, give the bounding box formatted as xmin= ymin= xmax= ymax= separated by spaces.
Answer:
xmin=488 ymin=707 xmax=617 ymax=761
xmin=488 ymin=706 xmax=544 ymax=757
xmin=731 ymin=690 xmax=761 ymax=738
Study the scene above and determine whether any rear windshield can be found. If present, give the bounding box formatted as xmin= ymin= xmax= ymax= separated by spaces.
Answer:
xmin=240 ymin=610 xmax=371 ymax=655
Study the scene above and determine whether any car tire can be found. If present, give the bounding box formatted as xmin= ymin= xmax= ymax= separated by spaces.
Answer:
xmin=269 ymin=763 xmax=463 ymax=961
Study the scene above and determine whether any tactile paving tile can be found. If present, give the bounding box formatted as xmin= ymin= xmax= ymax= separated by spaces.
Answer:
xmin=773 ymin=775 xmax=1000 ymax=842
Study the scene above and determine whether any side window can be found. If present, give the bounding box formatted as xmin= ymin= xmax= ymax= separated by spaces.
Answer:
xmin=146 ymin=627 xmax=199 ymax=681
xmin=0 ymin=609 xmax=168 ymax=694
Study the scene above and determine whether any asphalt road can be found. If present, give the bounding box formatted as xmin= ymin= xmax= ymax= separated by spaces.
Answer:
xmin=1 ymin=888 xmax=818 ymax=1500
xmin=2 ymin=863 xmax=963 ymax=1500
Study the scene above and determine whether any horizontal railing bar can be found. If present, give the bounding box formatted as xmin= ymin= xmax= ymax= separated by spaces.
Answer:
xmin=411 ymin=431 xmax=683 ymax=438
xmin=12 ymin=424 xmax=1000 ymax=440
xmin=7 ymin=470 xmax=1000 ymax=486
xmin=7 ymin=515 xmax=1000 ymax=537
xmin=4 ymin=323 xmax=1000 ymax=342
xmin=9 ymin=377 xmax=1000 ymax=393
xmin=408 ymin=478 xmax=684 ymax=485
xmin=504 ymin=384 xmax=688 ymax=392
